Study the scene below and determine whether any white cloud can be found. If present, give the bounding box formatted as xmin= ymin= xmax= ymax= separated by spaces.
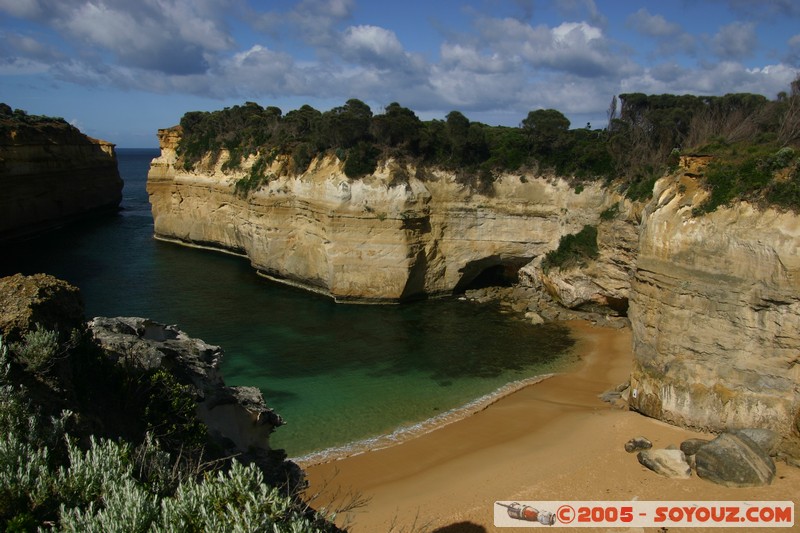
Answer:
xmin=2 ymin=0 xmax=798 ymax=132
xmin=3 ymin=0 xmax=236 ymax=75
xmin=341 ymin=25 xmax=405 ymax=65
xmin=473 ymin=17 xmax=626 ymax=78
xmin=785 ymin=34 xmax=800 ymax=66
xmin=712 ymin=22 xmax=757 ymax=61
xmin=626 ymin=8 xmax=696 ymax=58
xmin=552 ymin=21 xmax=602 ymax=42
xmin=555 ymin=0 xmax=607 ymax=28
xmin=439 ymin=43 xmax=514 ymax=74
xmin=621 ymin=61 xmax=795 ymax=98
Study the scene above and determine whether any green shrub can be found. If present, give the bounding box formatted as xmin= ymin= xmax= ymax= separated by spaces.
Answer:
xmin=696 ymin=146 xmax=797 ymax=213
xmin=542 ymin=225 xmax=599 ymax=272
xmin=343 ymin=142 xmax=379 ymax=178
xmin=624 ymin=167 xmax=661 ymax=201
xmin=10 ymin=325 xmax=59 ymax=372
xmin=141 ymin=369 xmax=207 ymax=451
xmin=766 ymin=164 xmax=800 ymax=210
xmin=600 ymin=204 xmax=620 ymax=221
xmin=0 ymin=336 xmax=339 ymax=532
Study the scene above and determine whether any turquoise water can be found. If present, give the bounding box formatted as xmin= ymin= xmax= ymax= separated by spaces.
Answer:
xmin=1 ymin=149 xmax=575 ymax=458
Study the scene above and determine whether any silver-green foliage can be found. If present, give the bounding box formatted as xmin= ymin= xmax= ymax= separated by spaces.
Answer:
xmin=10 ymin=325 xmax=60 ymax=371
xmin=0 ymin=336 xmax=335 ymax=532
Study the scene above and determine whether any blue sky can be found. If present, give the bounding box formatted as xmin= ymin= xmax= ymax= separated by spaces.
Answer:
xmin=2 ymin=0 xmax=799 ymax=147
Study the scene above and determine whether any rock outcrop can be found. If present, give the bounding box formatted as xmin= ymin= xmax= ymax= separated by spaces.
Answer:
xmin=518 ymin=211 xmax=639 ymax=315
xmin=147 ymin=127 xmax=618 ymax=302
xmin=0 ymin=111 xmax=123 ymax=243
xmin=628 ymin=161 xmax=800 ymax=457
xmin=88 ymin=316 xmax=284 ymax=456
xmin=0 ymin=274 xmax=289 ymax=481
xmin=0 ymin=273 xmax=85 ymax=342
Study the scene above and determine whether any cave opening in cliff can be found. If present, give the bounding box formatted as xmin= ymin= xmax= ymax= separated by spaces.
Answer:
xmin=453 ymin=257 xmax=530 ymax=294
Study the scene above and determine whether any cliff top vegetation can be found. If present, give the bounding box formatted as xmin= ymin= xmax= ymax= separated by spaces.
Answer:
xmin=177 ymin=75 xmax=799 ymax=209
xmin=0 ymin=103 xmax=91 ymax=146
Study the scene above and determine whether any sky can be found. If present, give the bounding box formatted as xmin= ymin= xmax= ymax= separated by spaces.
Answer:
xmin=2 ymin=0 xmax=799 ymax=148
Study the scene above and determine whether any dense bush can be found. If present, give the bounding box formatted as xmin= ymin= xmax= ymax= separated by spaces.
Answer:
xmin=0 ymin=103 xmax=89 ymax=145
xmin=172 ymin=76 xmax=800 ymax=207
xmin=542 ymin=225 xmax=599 ymax=272
xmin=695 ymin=146 xmax=799 ymax=213
xmin=175 ymin=100 xmax=620 ymax=189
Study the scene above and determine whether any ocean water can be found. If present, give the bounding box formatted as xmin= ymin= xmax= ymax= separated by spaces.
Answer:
xmin=2 ymin=148 xmax=575 ymax=458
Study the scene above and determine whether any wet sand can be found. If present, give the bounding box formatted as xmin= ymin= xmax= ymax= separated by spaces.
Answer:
xmin=302 ymin=321 xmax=800 ymax=532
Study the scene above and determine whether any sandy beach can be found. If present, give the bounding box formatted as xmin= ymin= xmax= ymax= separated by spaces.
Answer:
xmin=302 ymin=320 xmax=800 ymax=532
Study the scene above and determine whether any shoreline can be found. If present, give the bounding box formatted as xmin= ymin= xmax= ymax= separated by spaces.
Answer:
xmin=293 ymin=373 xmax=557 ymax=467
xmin=303 ymin=320 xmax=800 ymax=532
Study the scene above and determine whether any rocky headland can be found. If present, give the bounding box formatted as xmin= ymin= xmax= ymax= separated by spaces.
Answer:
xmin=148 ymin=126 xmax=625 ymax=303
xmin=148 ymin=124 xmax=800 ymax=463
xmin=0 ymin=105 xmax=123 ymax=243
xmin=0 ymin=273 xmax=295 ymax=483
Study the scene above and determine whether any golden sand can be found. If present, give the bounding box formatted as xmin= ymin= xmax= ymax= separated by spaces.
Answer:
xmin=303 ymin=321 xmax=800 ymax=532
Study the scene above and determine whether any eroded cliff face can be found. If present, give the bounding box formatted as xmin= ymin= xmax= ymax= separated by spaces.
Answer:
xmin=148 ymin=127 xmax=617 ymax=302
xmin=628 ymin=163 xmax=800 ymax=455
xmin=0 ymin=127 xmax=123 ymax=242
xmin=518 ymin=207 xmax=639 ymax=315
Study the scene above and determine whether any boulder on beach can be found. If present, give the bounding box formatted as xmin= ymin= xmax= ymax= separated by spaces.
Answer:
xmin=695 ymin=433 xmax=776 ymax=488
xmin=637 ymin=448 xmax=692 ymax=479
xmin=624 ymin=436 xmax=652 ymax=453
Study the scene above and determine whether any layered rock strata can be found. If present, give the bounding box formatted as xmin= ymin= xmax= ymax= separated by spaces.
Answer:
xmin=148 ymin=129 xmax=800 ymax=460
xmin=0 ymin=127 xmax=123 ymax=242
xmin=147 ymin=127 xmax=617 ymax=302
xmin=628 ymin=167 xmax=800 ymax=456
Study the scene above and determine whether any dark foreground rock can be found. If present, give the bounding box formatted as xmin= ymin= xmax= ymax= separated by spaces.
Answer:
xmin=728 ymin=428 xmax=781 ymax=457
xmin=1 ymin=274 xmax=300 ymax=488
xmin=0 ymin=273 xmax=84 ymax=342
xmin=695 ymin=433 xmax=776 ymax=488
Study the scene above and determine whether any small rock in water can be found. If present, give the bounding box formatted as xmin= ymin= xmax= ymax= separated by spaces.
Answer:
xmin=624 ymin=436 xmax=652 ymax=453
xmin=695 ymin=433 xmax=776 ymax=488
xmin=679 ymin=438 xmax=711 ymax=457
xmin=637 ymin=449 xmax=692 ymax=479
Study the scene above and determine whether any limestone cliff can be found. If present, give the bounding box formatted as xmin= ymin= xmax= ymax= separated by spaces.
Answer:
xmin=148 ymin=127 xmax=618 ymax=302
xmin=628 ymin=161 xmax=800 ymax=457
xmin=148 ymin=128 xmax=800 ymax=458
xmin=0 ymin=112 xmax=123 ymax=242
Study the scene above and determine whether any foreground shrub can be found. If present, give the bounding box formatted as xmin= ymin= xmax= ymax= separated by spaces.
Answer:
xmin=0 ymin=336 xmax=339 ymax=532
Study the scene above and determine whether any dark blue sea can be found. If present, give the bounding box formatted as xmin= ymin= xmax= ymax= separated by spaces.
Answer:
xmin=1 ymin=148 xmax=574 ymax=459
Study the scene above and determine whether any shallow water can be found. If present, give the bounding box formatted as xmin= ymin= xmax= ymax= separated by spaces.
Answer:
xmin=1 ymin=148 xmax=575 ymax=457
